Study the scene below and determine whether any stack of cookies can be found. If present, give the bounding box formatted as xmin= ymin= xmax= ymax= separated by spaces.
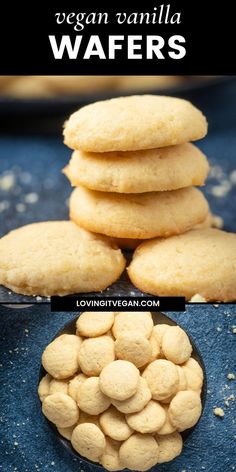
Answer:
xmin=63 ymin=95 xmax=210 ymax=249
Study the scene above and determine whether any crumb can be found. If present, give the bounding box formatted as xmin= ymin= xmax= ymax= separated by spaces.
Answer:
xmin=14 ymin=442 xmax=18 ymax=446
xmin=0 ymin=200 xmax=10 ymax=212
xmin=227 ymin=373 xmax=235 ymax=380
xmin=216 ymin=327 xmax=222 ymax=332
xmin=36 ymin=296 xmax=42 ymax=302
xmin=0 ymin=173 xmax=15 ymax=191
xmin=210 ymin=181 xmax=232 ymax=197
xmin=230 ymin=169 xmax=236 ymax=183
xmin=232 ymin=327 xmax=236 ymax=334
xmin=211 ymin=214 xmax=224 ymax=229
xmin=24 ymin=192 xmax=39 ymax=204
xmin=16 ymin=203 xmax=26 ymax=213
xmin=190 ymin=294 xmax=206 ymax=302
xmin=213 ymin=407 xmax=225 ymax=417
xmin=213 ymin=304 xmax=219 ymax=308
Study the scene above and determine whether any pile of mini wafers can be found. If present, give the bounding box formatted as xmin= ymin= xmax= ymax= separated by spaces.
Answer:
xmin=39 ymin=311 xmax=204 ymax=471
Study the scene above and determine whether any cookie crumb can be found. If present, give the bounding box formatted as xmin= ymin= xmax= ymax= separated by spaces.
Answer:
xmin=16 ymin=203 xmax=26 ymax=213
xmin=24 ymin=192 xmax=39 ymax=204
xmin=190 ymin=294 xmax=206 ymax=302
xmin=0 ymin=173 xmax=15 ymax=191
xmin=227 ymin=373 xmax=235 ymax=380
xmin=232 ymin=327 xmax=236 ymax=334
xmin=213 ymin=407 xmax=224 ymax=417
xmin=36 ymin=296 xmax=43 ymax=302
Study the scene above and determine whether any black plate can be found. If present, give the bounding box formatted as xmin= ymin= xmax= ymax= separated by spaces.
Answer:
xmin=38 ymin=311 xmax=207 ymax=469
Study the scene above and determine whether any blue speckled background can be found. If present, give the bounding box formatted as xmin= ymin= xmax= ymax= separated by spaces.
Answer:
xmin=0 ymin=304 xmax=235 ymax=472
xmin=0 ymin=79 xmax=236 ymax=302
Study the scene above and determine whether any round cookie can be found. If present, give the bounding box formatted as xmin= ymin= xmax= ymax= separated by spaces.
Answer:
xmin=99 ymin=360 xmax=140 ymax=401
xmin=100 ymin=438 xmax=124 ymax=471
xmin=76 ymin=311 xmax=115 ymax=337
xmin=42 ymin=334 xmax=82 ymax=379
xmin=0 ymin=221 xmax=126 ymax=296
xmin=126 ymin=400 xmax=166 ymax=433
xmin=168 ymin=390 xmax=202 ymax=431
xmin=77 ymin=377 xmax=111 ymax=415
xmin=71 ymin=423 xmax=106 ymax=462
xmin=119 ymin=433 xmax=159 ymax=471
xmin=162 ymin=326 xmax=192 ymax=364
xmin=157 ymin=405 xmax=176 ymax=435
xmin=42 ymin=393 xmax=79 ymax=428
xmin=156 ymin=432 xmax=183 ymax=463
xmin=70 ymin=186 xmax=209 ymax=239
xmin=38 ymin=373 xmax=51 ymax=402
xmin=128 ymin=228 xmax=236 ymax=301
xmin=49 ymin=379 xmax=68 ymax=395
xmin=63 ymin=95 xmax=207 ymax=152
xmin=112 ymin=377 xmax=151 ymax=414
xmin=115 ymin=333 xmax=152 ymax=368
xmin=142 ymin=359 xmax=179 ymax=401
xmin=112 ymin=311 xmax=153 ymax=339
xmin=100 ymin=406 xmax=133 ymax=441
xmin=78 ymin=336 xmax=115 ymax=376
xmin=68 ymin=373 xmax=88 ymax=401
xmin=64 ymin=143 xmax=209 ymax=193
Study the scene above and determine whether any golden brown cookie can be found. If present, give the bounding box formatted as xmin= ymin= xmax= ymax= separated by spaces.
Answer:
xmin=99 ymin=360 xmax=140 ymax=401
xmin=115 ymin=333 xmax=152 ymax=368
xmin=71 ymin=423 xmax=106 ymax=462
xmin=70 ymin=186 xmax=209 ymax=239
xmin=156 ymin=432 xmax=183 ymax=463
xmin=119 ymin=433 xmax=159 ymax=471
xmin=64 ymin=143 xmax=209 ymax=193
xmin=42 ymin=334 xmax=82 ymax=379
xmin=142 ymin=359 xmax=179 ymax=401
xmin=162 ymin=326 xmax=192 ymax=364
xmin=78 ymin=336 xmax=115 ymax=376
xmin=126 ymin=400 xmax=166 ymax=433
xmin=112 ymin=311 xmax=153 ymax=340
xmin=168 ymin=391 xmax=202 ymax=431
xmin=100 ymin=406 xmax=133 ymax=441
xmin=63 ymin=95 xmax=207 ymax=152
xmin=77 ymin=377 xmax=111 ymax=415
xmin=0 ymin=221 xmax=126 ymax=296
xmin=76 ymin=311 xmax=115 ymax=337
xmin=128 ymin=228 xmax=236 ymax=301
xmin=42 ymin=393 xmax=79 ymax=428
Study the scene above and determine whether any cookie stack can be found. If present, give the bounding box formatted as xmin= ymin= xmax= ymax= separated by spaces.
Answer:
xmin=63 ymin=95 xmax=210 ymax=248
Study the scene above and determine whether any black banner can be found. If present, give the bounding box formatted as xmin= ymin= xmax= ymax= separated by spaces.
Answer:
xmin=50 ymin=296 xmax=186 ymax=312
xmin=0 ymin=1 xmax=235 ymax=74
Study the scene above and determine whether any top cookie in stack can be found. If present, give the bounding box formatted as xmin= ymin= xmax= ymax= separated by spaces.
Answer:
xmin=63 ymin=95 xmax=209 ymax=242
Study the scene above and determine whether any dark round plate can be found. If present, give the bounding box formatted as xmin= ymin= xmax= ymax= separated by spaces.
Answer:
xmin=38 ymin=312 xmax=207 ymax=468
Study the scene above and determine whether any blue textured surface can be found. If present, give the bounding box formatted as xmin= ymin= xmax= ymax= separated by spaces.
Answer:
xmin=0 ymin=304 xmax=236 ymax=472
xmin=0 ymin=80 xmax=236 ymax=302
